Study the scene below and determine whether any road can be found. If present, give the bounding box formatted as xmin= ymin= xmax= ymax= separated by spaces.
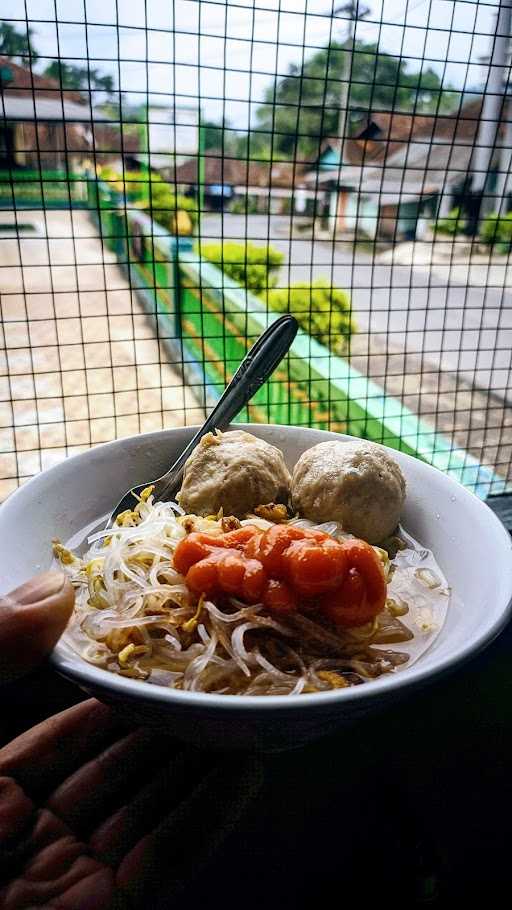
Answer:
xmin=202 ymin=214 xmax=512 ymax=403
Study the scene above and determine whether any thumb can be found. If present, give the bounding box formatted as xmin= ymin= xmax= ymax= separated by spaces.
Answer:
xmin=0 ymin=572 xmax=75 ymax=683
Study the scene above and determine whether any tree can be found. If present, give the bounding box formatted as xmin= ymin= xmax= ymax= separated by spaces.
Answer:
xmin=253 ymin=40 xmax=459 ymax=163
xmin=0 ymin=22 xmax=38 ymax=63
xmin=42 ymin=61 xmax=114 ymax=95
xmin=201 ymin=118 xmax=240 ymax=155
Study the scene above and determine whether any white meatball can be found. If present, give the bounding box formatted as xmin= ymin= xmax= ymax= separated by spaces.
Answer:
xmin=178 ymin=430 xmax=291 ymax=518
xmin=291 ymin=440 xmax=406 ymax=544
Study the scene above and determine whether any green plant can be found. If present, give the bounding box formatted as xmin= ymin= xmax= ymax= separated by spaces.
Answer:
xmin=96 ymin=167 xmax=197 ymax=234
xmin=199 ymin=240 xmax=284 ymax=294
xmin=230 ymin=195 xmax=259 ymax=215
xmin=97 ymin=167 xmax=152 ymax=204
xmin=480 ymin=212 xmax=512 ymax=251
xmin=433 ymin=206 xmax=466 ymax=236
xmin=143 ymin=180 xmax=198 ymax=234
xmin=199 ymin=241 xmax=355 ymax=354
xmin=266 ymin=281 xmax=355 ymax=355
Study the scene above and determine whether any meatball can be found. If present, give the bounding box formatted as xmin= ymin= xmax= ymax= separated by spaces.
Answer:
xmin=178 ymin=430 xmax=291 ymax=518
xmin=291 ymin=440 xmax=406 ymax=544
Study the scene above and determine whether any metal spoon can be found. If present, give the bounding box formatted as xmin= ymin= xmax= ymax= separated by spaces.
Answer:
xmin=105 ymin=314 xmax=299 ymax=528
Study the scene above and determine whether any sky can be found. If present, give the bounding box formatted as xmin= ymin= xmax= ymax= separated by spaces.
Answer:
xmin=1 ymin=0 xmax=502 ymax=129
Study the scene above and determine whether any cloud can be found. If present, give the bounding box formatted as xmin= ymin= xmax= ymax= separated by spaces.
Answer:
xmin=4 ymin=0 xmax=496 ymax=129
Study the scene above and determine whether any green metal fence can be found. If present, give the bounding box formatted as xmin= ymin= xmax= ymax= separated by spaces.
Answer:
xmin=0 ymin=170 xmax=89 ymax=208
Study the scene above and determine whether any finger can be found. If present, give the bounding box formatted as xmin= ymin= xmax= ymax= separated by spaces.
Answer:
xmin=90 ymin=750 xmax=208 ymax=865
xmin=0 ymin=776 xmax=33 ymax=843
xmin=117 ymin=754 xmax=263 ymax=900
xmin=0 ymin=851 xmax=115 ymax=910
xmin=0 ymin=572 xmax=75 ymax=682
xmin=46 ymin=729 xmax=181 ymax=836
xmin=0 ymin=700 xmax=126 ymax=797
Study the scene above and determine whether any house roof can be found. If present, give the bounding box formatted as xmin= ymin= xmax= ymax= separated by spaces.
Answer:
xmin=92 ymin=121 xmax=142 ymax=155
xmin=1 ymin=94 xmax=92 ymax=121
xmin=0 ymin=57 xmax=86 ymax=104
xmin=174 ymin=153 xmax=306 ymax=188
xmin=0 ymin=56 xmax=98 ymax=130
xmin=324 ymin=139 xmax=475 ymax=204
xmin=306 ymin=96 xmax=506 ymax=201
xmin=347 ymin=101 xmax=484 ymax=164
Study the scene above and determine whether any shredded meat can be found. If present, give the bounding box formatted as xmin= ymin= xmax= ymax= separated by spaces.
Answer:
xmin=254 ymin=503 xmax=289 ymax=523
xmin=181 ymin=516 xmax=198 ymax=533
xmin=200 ymin=431 xmax=221 ymax=447
xmin=221 ymin=515 xmax=242 ymax=532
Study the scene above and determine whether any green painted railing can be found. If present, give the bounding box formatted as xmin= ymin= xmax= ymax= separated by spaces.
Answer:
xmin=0 ymin=169 xmax=90 ymax=208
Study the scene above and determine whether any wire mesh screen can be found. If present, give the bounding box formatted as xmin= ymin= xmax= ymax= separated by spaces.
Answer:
xmin=1 ymin=0 xmax=511 ymax=504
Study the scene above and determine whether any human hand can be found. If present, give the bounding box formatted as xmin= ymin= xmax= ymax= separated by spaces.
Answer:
xmin=0 ymin=574 xmax=262 ymax=909
xmin=0 ymin=699 xmax=261 ymax=909
xmin=0 ymin=572 xmax=75 ymax=684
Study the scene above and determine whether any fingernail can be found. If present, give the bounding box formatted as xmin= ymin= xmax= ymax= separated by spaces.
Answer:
xmin=12 ymin=571 xmax=68 ymax=606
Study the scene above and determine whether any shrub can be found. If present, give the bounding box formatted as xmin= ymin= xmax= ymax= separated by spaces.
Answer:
xmin=433 ymin=206 xmax=466 ymax=236
xmin=480 ymin=212 xmax=512 ymax=251
xmin=199 ymin=240 xmax=284 ymax=294
xmin=266 ymin=281 xmax=355 ymax=355
xmin=96 ymin=164 xmax=120 ymax=185
xmin=97 ymin=166 xmax=149 ymax=199
xmin=97 ymin=166 xmax=197 ymax=235
xmin=230 ymin=195 xmax=259 ymax=215
xmin=199 ymin=241 xmax=355 ymax=354
xmin=142 ymin=180 xmax=198 ymax=235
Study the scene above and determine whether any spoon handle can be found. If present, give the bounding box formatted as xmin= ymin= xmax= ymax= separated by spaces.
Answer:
xmin=155 ymin=314 xmax=298 ymax=501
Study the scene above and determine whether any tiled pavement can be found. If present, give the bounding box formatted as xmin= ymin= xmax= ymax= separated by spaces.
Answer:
xmin=0 ymin=209 xmax=203 ymax=501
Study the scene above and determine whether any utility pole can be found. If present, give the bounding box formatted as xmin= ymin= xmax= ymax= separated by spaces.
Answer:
xmin=335 ymin=1 xmax=370 ymax=166
xmin=328 ymin=1 xmax=369 ymax=235
xmin=495 ymin=106 xmax=512 ymax=213
xmin=471 ymin=0 xmax=512 ymax=225
xmin=198 ymin=109 xmax=205 ymax=239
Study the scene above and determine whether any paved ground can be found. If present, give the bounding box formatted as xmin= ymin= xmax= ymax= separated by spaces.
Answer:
xmin=379 ymin=235 xmax=512 ymax=288
xmin=202 ymin=214 xmax=512 ymax=406
xmin=0 ymin=210 xmax=203 ymax=501
xmin=349 ymin=332 xmax=512 ymax=493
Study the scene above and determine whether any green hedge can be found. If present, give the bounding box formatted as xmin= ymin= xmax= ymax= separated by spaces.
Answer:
xmin=0 ymin=169 xmax=86 ymax=206
xmin=199 ymin=240 xmax=355 ymax=353
xmin=140 ymin=180 xmax=197 ymax=235
xmin=480 ymin=212 xmax=512 ymax=251
xmin=266 ymin=281 xmax=354 ymax=355
xmin=230 ymin=195 xmax=259 ymax=215
xmin=198 ymin=240 xmax=284 ymax=294
xmin=433 ymin=206 xmax=466 ymax=236
xmin=97 ymin=167 xmax=197 ymax=235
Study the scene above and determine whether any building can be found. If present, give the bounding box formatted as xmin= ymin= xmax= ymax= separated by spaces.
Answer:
xmin=92 ymin=102 xmax=199 ymax=175
xmin=144 ymin=104 xmax=198 ymax=171
xmin=174 ymin=152 xmax=315 ymax=214
xmin=0 ymin=57 xmax=92 ymax=171
xmin=306 ymin=97 xmax=512 ymax=241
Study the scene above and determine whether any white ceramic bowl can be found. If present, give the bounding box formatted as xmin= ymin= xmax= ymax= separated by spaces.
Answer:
xmin=1 ymin=425 xmax=511 ymax=751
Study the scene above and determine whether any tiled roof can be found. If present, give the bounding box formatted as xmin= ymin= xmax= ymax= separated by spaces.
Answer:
xmin=174 ymin=152 xmax=306 ymax=188
xmin=0 ymin=57 xmax=86 ymax=104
